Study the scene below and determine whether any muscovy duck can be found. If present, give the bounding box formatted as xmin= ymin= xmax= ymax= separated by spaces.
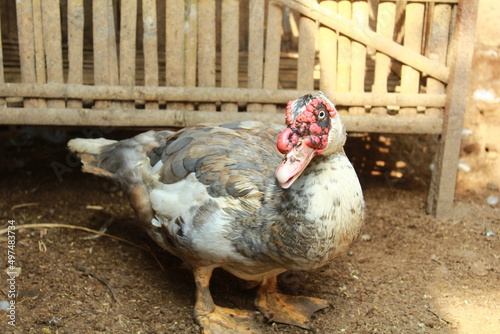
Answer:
xmin=68 ymin=92 xmax=364 ymax=333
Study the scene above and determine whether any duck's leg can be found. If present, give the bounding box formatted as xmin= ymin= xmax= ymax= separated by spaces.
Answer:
xmin=255 ymin=275 xmax=329 ymax=329
xmin=193 ymin=266 xmax=261 ymax=334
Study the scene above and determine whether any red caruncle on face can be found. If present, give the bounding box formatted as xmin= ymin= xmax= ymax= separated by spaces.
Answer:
xmin=278 ymin=97 xmax=337 ymax=154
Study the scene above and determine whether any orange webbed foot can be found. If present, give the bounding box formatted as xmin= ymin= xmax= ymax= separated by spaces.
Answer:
xmin=197 ymin=306 xmax=261 ymax=334
xmin=255 ymin=276 xmax=329 ymax=329
xmin=193 ymin=266 xmax=262 ymax=334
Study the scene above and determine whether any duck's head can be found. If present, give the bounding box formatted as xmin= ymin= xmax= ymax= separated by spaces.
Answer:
xmin=275 ymin=91 xmax=346 ymax=189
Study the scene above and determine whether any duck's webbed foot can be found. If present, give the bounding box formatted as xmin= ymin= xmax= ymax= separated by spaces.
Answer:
xmin=197 ymin=305 xmax=260 ymax=334
xmin=193 ymin=267 xmax=261 ymax=334
xmin=255 ymin=275 xmax=329 ymax=329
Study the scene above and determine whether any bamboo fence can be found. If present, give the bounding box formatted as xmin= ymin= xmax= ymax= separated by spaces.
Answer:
xmin=0 ymin=0 xmax=479 ymax=218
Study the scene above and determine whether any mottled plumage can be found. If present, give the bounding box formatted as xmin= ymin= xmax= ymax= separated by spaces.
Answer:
xmin=68 ymin=92 xmax=364 ymax=333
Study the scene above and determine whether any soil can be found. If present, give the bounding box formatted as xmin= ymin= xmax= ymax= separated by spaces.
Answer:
xmin=0 ymin=126 xmax=498 ymax=334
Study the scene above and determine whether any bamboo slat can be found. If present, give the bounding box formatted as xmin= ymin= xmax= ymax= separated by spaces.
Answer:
xmin=31 ymin=0 xmax=44 ymax=93
xmin=109 ymin=0 xmax=120 ymax=110
xmin=166 ymin=0 xmax=185 ymax=91
xmin=42 ymin=0 xmax=64 ymax=108
xmin=166 ymin=0 xmax=185 ymax=110
xmin=0 ymin=0 xmax=12 ymax=49
xmin=427 ymin=0 xmax=479 ymax=218
xmin=108 ymin=2 xmax=119 ymax=79
xmin=185 ymin=0 xmax=198 ymax=89
xmin=184 ymin=0 xmax=198 ymax=110
xmin=119 ymin=0 xmax=137 ymax=109
xmin=393 ymin=0 xmax=407 ymax=45
xmin=221 ymin=0 xmax=239 ymax=112
xmin=32 ymin=0 xmax=46 ymax=88
xmin=350 ymin=0 xmax=369 ymax=115
xmin=371 ymin=0 xmax=396 ymax=115
xmin=67 ymin=0 xmax=84 ymax=108
xmin=446 ymin=5 xmax=457 ymax=67
xmin=198 ymin=0 xmax=216 ymax=111
xmin=0 ymin=83 xmax=447 ymax=107
xmin=399 ymin=2 xmax=425 ymax=116
xmin=262 ymin=2 xmax=283 ymax=113
xmin=0 ymin=8 xmax=5 ymax=108
xmin=143 ymin=0 xmax=159 ymax=109
xmin=93 ymin=0 xmax=119 ymax=109
xmin=277 ymin=0 xmax=449 ymax=83
xmin=337 ymin=1 xmax=351 ymax=94
xmin=248 ymin=0 xmax=265 ymax=112
xmin=0 ymin=107 xmax=443 ymax=134
xmin=319 ymin=1 xmax=338 ymax=95
xmin=297 ymin=14 xmax=315 ymax=91
xmin=425 ymin=4 xmax=452 ymax=117
xmin=283 ymin=6 xmax=299 ymax=51
xmin=15 ymin=0 xmax=38 ymax=108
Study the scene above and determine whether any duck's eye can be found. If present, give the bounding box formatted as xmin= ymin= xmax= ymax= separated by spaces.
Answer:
xmin=318 ymin=110 xmax=326 ymax=119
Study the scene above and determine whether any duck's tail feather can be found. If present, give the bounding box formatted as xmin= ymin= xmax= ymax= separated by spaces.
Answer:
xmin=67 ymin=138 xmax=117 ymax=178
xmin=67 ymin=130 xmax=172 ymax=226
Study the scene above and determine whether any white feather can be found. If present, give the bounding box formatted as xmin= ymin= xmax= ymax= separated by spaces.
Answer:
xmin=67 ymin=138 xmax=117 ymax=154
xmin=150 ymin=160 xmax=163 ymax=175
xmin=149 ymin=173 xmax=208 ymax=220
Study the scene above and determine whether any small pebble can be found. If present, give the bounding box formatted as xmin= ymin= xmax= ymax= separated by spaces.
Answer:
xmin=473 ymin=88 xmax=499 ymax=103
xmin=6 ymin=267 xmax=21 ymax=278
xmin=0 ymin=300 xmax=9 ymax=310
xmin=48 ymin=316 xmax=62 ymax=326
xmin=461 ymin=128 xmax=473 ymax=137
xmin=486 ymin=195 xmax=499 ymax=206
xmin=486 ymin=49 xmax=499 ymax=57
xmin=470 ymin=262 xmax=488 ymax=277
xmin=487 ymin=183 xmax=499 ymax=191
xmin=457 ymin=160 xmax=471 ymax=173
xmin=485 ymin=230 xmax=496 ymax=237
xmin=360 ymin=234 xmax=371 ymax=242
xmin=430 ymin=254 xmax=440 ymax=263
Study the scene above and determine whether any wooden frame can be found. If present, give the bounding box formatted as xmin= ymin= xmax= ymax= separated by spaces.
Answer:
xmin=0 ymin=0 xmax=479 ymax=218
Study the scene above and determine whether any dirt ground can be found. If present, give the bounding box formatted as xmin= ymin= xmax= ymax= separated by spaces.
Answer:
xmin=0 ymin=126 xmax=498 ymax=334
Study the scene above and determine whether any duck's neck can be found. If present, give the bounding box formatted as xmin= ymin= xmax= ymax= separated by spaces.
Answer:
xmin=276 ymin=151 xmax=364 ymax=268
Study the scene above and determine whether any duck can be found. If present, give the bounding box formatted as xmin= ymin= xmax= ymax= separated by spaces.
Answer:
xmin=68 ymin=91 xmax=365 ymax=333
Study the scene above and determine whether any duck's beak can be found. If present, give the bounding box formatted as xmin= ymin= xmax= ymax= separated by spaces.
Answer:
xmin=275 ymin=139 xmax=317 ymax=189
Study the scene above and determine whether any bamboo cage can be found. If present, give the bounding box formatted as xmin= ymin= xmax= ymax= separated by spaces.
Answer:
xmin=0 ymin=0 xmax=479 ymax=218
